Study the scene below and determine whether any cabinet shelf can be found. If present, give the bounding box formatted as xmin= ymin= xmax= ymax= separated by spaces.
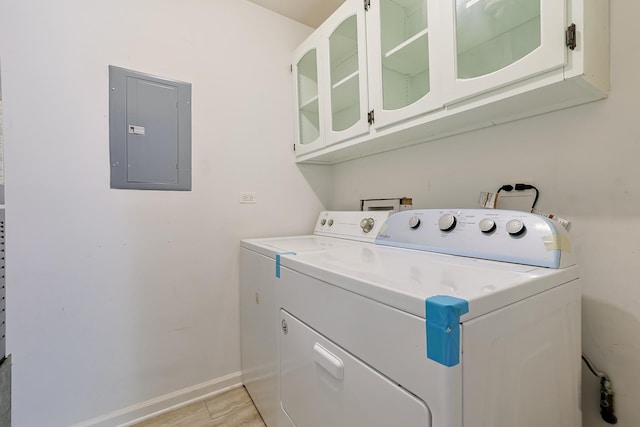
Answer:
xmin=331 ymin=71 xmax=359 ymax=113
xmin=300 ymin=96 xmax=319 ymax=113
xmin=385 ymin=28 xmax=428 ymax=59
xmin=383 ymin=29 xmax=429 ymax=75
xmin=331 ymin=52 xmax=359 ymax=87
xmin=332 ymin=71 xmax=359 ymax=90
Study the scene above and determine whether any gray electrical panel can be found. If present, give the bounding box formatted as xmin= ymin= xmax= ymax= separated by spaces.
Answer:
xmin=109 ymin=66 xmax=192 ymax=190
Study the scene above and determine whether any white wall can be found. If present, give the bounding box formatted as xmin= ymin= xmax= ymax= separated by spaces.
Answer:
xmin=2 ymin=0 xmax=636 ymax=425
xmin=330 ymin=2 xmax=638 ymax=426
xmin=0 ymin=1 xmax=329 ymax=426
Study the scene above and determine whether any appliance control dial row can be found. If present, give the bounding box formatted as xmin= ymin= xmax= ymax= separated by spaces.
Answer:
xmin=360 ymin=218 xmax=375 ymax=233
xmin=438 ymin=214 xmax=457 ymax=232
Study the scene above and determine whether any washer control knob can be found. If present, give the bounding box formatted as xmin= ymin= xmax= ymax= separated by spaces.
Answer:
xmin=479 ymin=218 xmax=496 ymax=233
xmin=438 ymin=214 xmax=457 ymax=232
xmin=506 ymin=219 xmax=526 ymax=236
xmin=328 ymin=219 xmax=334 ymax=227
xmin=360 ymin=218 xmax=375 ymax=233
xmin=408 ymin=216 xmax=421 ymax=229
xmin=320 ymin=219 xmax=327 ymax=226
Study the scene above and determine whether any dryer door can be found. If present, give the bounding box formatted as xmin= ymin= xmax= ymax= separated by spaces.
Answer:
xmin=280 ymin=310 xmax=432 ymax=427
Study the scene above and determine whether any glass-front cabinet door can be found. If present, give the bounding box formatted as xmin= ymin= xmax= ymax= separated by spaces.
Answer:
xmin=292 ymin=32 xmax=326 ymax=156
xmin=447 ymin=0 xmax=567 ymax=103
xmin=366 ymin=0 xmax=444 ymax=130
xmin=323 ymin=0 xmax=370 ymax=146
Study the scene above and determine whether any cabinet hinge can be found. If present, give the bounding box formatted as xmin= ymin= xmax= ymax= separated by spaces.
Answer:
xmin=566 ymin=23 xmax=577 ymax=50
xmin=290 ymin=64 xmax=293 ymax=73
xmin=364 ymin=0 xmax=370 ymax=11
xmin=367 ymin=110 xmax=375 ymax=125
xmin=293 ymin=144 xmax=296 ymax=152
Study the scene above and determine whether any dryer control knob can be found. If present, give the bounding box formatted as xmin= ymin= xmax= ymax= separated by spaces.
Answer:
xmin=360 ymin=218 xmax=375 ymax=233
xmin=479 ymin=218 xmax=496 ymax=233
xmin=320 ymin=219 xmax=327 ymax=226
xmin=408 ymin=216 xmax=421 ymax=229
xmin=328 ymin=219 xmax=334 ymax=226
xmin=506 ymin=219 xmax=526 ymax=236
xmin=438 ymin=214 xmax=457 ymax=232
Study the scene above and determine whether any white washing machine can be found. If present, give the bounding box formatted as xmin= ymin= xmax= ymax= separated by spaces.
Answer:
xmin=240 ymin=211 xmax=393 ymax=427
xmin=276 ymin=209 xmax=581 ymax=427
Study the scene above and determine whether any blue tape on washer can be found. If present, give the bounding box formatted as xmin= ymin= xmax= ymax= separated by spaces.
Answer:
xmin=425 ymin=296 xmax=469 ymax=367
xmin=275 ymin=252 xmax=297 ymax=278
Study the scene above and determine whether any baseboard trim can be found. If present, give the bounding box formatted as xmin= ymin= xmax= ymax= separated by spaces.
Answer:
xmin=72 ymin=371 xmax=242 ymax=427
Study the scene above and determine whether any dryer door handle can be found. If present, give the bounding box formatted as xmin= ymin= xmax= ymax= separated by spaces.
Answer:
xmin=313 ymin=343 xmax=344 ymax=380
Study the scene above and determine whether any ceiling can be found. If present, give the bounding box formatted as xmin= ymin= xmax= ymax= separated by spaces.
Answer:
xmin=245 ymin=0 xmax=346 ymax=28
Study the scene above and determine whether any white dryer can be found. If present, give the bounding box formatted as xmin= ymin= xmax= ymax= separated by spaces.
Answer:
xmin=276 ymin=209 xmax=581 ymax=427
xmin=240 ymin=211 xmax=393 ymax=427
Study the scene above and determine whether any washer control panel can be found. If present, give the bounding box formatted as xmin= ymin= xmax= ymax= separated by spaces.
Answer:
xmin=376 ymin=209 xmax=574 ymax=268
xmin=314 ymin=211 xmax=393 ymax=242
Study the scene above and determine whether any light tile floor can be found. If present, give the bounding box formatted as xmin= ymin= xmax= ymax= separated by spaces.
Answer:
xmin=134 ymin=386 xmax=266 ymax=427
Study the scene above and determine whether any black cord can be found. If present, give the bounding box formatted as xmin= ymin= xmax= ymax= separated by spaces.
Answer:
xmin=496 ymin=183 xmax=539 ymax=210
xmin=582 ymin=354 xmax=605 ymax=378
xmin=515 ymin=183 xmax=539 ymax=210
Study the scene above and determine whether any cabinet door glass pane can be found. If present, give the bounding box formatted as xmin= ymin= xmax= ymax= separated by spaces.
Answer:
xmin=380 ymin=0 xmax=430 ymax=111
xmin=297 ymin=50 xmax=320 ymax=145
xmin=329 ymin=15 xmax=360 ymax=132
xmin=456 ymin=0 xmax=541 ymax=79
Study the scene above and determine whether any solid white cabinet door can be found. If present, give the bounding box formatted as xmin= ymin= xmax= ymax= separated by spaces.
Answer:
xmin=322 ymin=0 xmax=371 ymax=146
xmin=366 ymin=0 xmax=446 ymax=130
xmin=292 ymin=32 xmax=327 ymax=157
xmin=445 ymin=0 xmax=567 ymax=104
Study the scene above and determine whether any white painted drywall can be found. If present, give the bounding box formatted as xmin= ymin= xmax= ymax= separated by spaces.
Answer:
xmin=330 ymin=2 xmax=639 ymax=426
xmin=0 ymin=1 xmax=328 ymax=425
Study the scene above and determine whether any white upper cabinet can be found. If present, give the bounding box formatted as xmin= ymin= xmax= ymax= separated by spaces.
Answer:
xmin=292 ymin=32 xmax=326 ymax=157
xmin=323 ymin=0 xmax=370 ymax=145
xmin=366 ymin=0 xmax=445 ymax=130
xmin=445 ymin=0 xmax=567 ymax=103
xmin=293 ymin=0 xmax=609 ymax=164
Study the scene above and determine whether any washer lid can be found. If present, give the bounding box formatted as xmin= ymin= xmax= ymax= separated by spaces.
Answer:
xmin=241 ymin=211 xmax=394 ymax=258
xmin=277 ymin=244 xmax=578 ymax=321
xmin=241 ymin=235 xmax=367 ymax=258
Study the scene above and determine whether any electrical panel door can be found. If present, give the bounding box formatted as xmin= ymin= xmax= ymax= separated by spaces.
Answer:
xmin=109 ymin=66 xmax=191 ymax=191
